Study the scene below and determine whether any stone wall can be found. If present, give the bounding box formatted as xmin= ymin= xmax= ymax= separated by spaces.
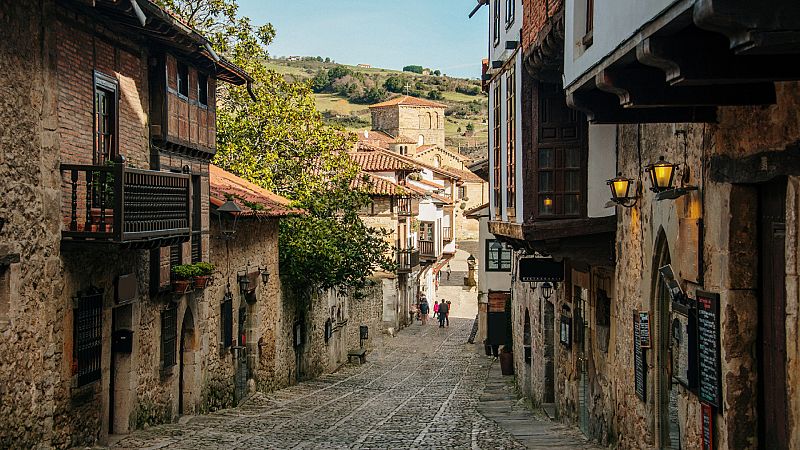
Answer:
xmin=371 ymin=105 xmax=446 ymax=149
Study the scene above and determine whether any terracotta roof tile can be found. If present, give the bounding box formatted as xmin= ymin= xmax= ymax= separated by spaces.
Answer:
xmin=209 ymin=165 xmax=303 ymax=218
xmin=352 ymin=172 xmax=420 ymax=197
xmin=350 ymin=150 xmax=419 ymax=172
xmin=368 ymin=95 xmax=447 ymax=109
xmin=464 ymin=202 xmax=489 ymax=218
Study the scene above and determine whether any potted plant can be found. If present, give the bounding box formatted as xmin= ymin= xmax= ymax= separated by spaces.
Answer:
xmin=171 ymin=264 xmax=198 ymax=294
xmin=193 ymin=262 xmax=214 ymax=289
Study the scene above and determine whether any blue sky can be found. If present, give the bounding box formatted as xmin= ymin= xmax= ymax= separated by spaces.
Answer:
xmin=238 ymin=0 xmax=489 ymax=79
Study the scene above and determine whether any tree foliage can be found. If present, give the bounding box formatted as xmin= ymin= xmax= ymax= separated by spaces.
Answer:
xmin=155 ymin=0 xmax=394 ymax=294
xmin=402 ymin=65 xmax=424 ymax=74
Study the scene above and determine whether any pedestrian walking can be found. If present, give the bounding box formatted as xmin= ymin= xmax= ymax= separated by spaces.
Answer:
xmin=438 ymin=300 xmax=449 ymax=328
xmin=445 ymin=300 xmax=451 ymax=327
xmin=419 ymin=298 xmax=429 ymax=325
xmin=433 ymin=300 xmax=439 ymax=321
xmin=446 ymin=263 xmax=452 ymax=280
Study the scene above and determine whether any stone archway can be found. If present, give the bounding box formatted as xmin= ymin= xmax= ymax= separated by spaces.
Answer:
xmin=179 ymin=307 xmax=197 ymax=415
xmin=651 ymin=228 xmax=680 ymax=449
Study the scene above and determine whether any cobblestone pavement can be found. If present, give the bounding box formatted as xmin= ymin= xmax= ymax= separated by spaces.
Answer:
xmin=110 ymin=319 xmax=593 ymax=449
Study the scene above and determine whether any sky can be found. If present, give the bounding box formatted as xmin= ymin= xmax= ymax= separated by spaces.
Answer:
xmin=237 ymin=0 xmax=489 ymax=79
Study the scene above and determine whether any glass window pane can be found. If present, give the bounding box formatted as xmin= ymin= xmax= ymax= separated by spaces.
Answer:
xmin=539 ymin=171 xmax=553 ymax=191
xmin=565 ymin=194 xmax=580 ymax=215
xmin=565 ymin=147 xmax=581 ymax=168
xmin=565 ymin=171 xmax=581 ymax=191
xmin=538 ymin=148 xmax=553 ymax=168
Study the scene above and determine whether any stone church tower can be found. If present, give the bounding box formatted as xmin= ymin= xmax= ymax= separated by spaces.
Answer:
xmin=369 ymin=95 xmax=447 ymax=148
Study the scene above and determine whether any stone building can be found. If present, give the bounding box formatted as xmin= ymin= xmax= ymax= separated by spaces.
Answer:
xmin=473 ymin=0 xmax=800 ymax=448
xmin=369 ymin=95 xmax=447 ymax=148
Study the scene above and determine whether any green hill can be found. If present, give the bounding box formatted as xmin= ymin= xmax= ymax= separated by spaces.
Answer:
xmin=265 ymin=57 xmax=488 ymax=161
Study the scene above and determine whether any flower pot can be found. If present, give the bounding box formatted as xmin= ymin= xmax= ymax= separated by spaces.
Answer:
xmin=193 ymin=275 xmax=211 ymax=289
xmin=172 ymin=279 xmax=193 ymax=294
xmin=499 ymin=351 xmax=514 ymax=376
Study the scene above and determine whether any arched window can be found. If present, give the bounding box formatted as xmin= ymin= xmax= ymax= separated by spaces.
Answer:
xmin=434 ymin=112 xmax=441 ymax=129
xmin=418 ymin=135 xmax=425 ymax=146
xmin=434 ymin=155 xmax=441 ymax=168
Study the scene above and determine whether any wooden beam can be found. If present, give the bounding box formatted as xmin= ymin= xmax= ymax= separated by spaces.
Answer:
xmin=596 ymin=66 xmax=775 ymax=107
xmin=694 ymin=0 xmax=800 ymax=55
xmin=710 ymin=144 xmax=800 ymax=184
xmin=568 ymin=90 xmax=717 ymax=124
xmin=522 ymin=216 xmax=616 ymax=242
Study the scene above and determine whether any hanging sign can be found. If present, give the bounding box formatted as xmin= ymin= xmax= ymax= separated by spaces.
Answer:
xmin=638 ymin=311 xmax=651 ymax=348
xmin=697 ymin=290 xmax=721 ymax=408
xmin=519 ymin=258 xmax=564 ymax=282
xmin=671 ymin=305 xmax=697 ymax=388
xmin=659 ymin=264 xmax=686 ymax=304
xmin=701 ymin=402 xmax=714 ymax=450
xmin=633 ymin=311 xmax=647 ymax=401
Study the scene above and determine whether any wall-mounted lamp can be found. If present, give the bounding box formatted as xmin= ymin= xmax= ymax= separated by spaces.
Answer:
xmin=258 ymin=266 xmax=270 ymax=285
xmin=645 ymin=156 xmax=678 ymax=193
xmin=217 ymin=200 xmax=242 ymax=239
xmin=236 ymin=270 xmax=250 ymax=294
xmin=542 ymin=196 xmax=554 ymax=214
xmin=606 ymin=173 xmax=638 ymax=207
xmin=540 ymin=281 xmax=554 ymax=301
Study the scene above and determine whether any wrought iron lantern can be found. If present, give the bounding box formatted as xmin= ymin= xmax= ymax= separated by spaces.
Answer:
xmin=607 ymin=173 xmax=638 ymax=207
xmin=258 ymin=266 xmax=270 ymax=285
xmin=217 ymin=199 xmax=242 ymax=239
xmin=540 ymin=281 xmax=554 ymax=301
xmin=236 ymin=270 xmax=250 ymax=294
xmin=467 ymin=254 xmax=476 ymax=269
xmin=645 ymin=156 xmax=678 ymax=193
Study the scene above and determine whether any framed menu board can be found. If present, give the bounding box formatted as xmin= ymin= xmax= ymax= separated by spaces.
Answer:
xmin=633 ymin=311 xmax=647 ymax=401
xmin=638 ymin=311 xmax=651 ymax=348
xmin=697 ymin=290 xmax=721 ymax=408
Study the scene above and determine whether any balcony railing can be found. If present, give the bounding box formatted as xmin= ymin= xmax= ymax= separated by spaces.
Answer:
xmin=61 ymin=160 xmax=191 ymax=245
xmin=397 ymin=249 xmax=420 ymax=273
xmin=419 ymin=240 xmax=436 ymax=259
xmin=396 ymin=196 xmax=413 ymax=216
xmin=442 ymin=226 xmax=453 ymax=242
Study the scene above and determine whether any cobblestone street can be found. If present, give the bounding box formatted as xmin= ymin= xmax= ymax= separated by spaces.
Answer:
xmin=110 ymin=318 xmax=597 ymax=449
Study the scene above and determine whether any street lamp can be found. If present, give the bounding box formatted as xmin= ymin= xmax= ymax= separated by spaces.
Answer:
xmin=236 ymin=270 xmax=250 ymax=294
xmin=645 ymin=156 xmax=678 ymax=193
xmin=217 ymin=199 xmax=242 ymax=239
xmin=258 ymin=266 xmax=270 ymax=285
xmin=540 ymin=282 xmax=554 ymax=301
xmin=607 ymin=173 xmax=638 ymax=207
xmin=467 ymin=254 xmax=476 ymax=269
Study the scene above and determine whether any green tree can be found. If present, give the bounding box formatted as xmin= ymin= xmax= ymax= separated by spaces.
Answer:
xmin=327 ymin=65 xmax=353 ymax=81
xmin=155 ymin=0 xmax=394 ymax=294
xmin=427 ymin=90 xmax=444 ymax=101
xmin=311 ymin=69 xmax=330 ymax=93
xmin=466 ymin=122 xmax=475 ymax=132
xmin=402 ymin=65 xmax=423 ymax=74
xmin=384 ymin=76 xmax=407 ymax=93
xmin=433 ymin=69 xmax=441 ymax=76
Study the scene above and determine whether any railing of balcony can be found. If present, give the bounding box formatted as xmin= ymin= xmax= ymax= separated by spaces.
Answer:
xmin=419 ymin=240 xmax=436 ymax=258
xmin=396 ymin=196 xmax=413 ymax=216
xmin=397 ymin=249 xmax=420 ymax=273
xmin=442 ymin=226 xmax=453 ymax=242
xmin=61 ymin=160 xmax=191 ymax=243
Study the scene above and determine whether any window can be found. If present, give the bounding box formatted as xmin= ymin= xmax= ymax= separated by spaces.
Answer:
xmin=505 ymin=0 xmax=515 ymax=26
xmin=177 ymin=62 xmax=189 ymax=97
xmin=537 ymin=147 xmax=583 ymax=217
xmin=434 ymin=155 xmax=442 ymax=168
xmin=420 ymin=222 xmax=435 ymax=241
xmin=506 ymin=68 xmax=516 ymax=211
xmin=493 ymin=0 xmax=501 ymax=46
xmin=486 ymin=239 xmax=512 ymax=272
xmin=161 ymin=307 xmax=177 ymax=368
xmin=93 ymin=72 xmax=118 ymax=165
xmin=586 ymin=0 xmax=594 ymax=35
xmin=459 ymin=186 xmax=467 ymax=200
xmin=73 ymin=287 xmax=103 ymax=386
xmin=492 ymin=83 xmax=502 ymax=216
xmin=197 ymin=72 xmax=208 ymax=106
xmin=191 ymin=175 xmax=202 ymax=263
xmin=221 ymin=293 xmax=233 ymax=348
xmin=170 ymin=243 xmax=182 ymax=269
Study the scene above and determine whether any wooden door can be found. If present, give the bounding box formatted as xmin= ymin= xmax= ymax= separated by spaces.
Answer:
xmin=758 ymin=179 xmax=788 ymax=450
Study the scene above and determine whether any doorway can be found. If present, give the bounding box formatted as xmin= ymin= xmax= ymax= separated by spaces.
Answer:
xmin=178 ymin=307 xmax=195 ymax=415
xmin=575 ymin=285 xmax=590 ymax=436
xmin=543 ymin=300 xmax=555 ymax=404
xmin=235 ymin=305 xmax=249 ymax=403
xmin=523 ymin=309 xmax=532 ymax=396
xmin=757 ymin=178 xmax=788 ymax=449
xmin=653 ymin=231 xmax=680 ymax=449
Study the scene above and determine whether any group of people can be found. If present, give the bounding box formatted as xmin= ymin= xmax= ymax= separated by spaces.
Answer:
xmin=415 ymin=297 xmax=452 ymax=328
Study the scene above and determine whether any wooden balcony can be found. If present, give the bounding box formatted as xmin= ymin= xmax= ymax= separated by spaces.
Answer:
xmin=397 ymin=249 xmax=420 ymax=273
xmin=61 ymin=159 xmax=191 ymax=247
xmin=419 ymin=240 xmax=437 ymax=260
xmin=442 ymin=226 xmax=453 ymax=242
xmin=396 ymin=196 xmax=414 ymax=216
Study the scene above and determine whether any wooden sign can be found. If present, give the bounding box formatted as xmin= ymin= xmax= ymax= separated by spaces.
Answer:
xmin=701 ymin=402 xmax=714 ymax=450
xmin=639 ymin=311 xmax=651 ymax=348
xmin=633 ymin=311 xmax=647 ymax=401
xmin=697 ymin=290 xmax=721 ymax=407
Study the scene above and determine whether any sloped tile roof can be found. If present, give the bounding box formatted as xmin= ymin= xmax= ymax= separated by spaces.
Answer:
xmin=350 ymin=150 xmax=419 ymax=172
xmin=209 ymin=165 xmax=303 ymax=218
xmin=368 ymin=95 xmax=447 ymax=109
xmin=352 ymin=172 xmax=420 ymax=197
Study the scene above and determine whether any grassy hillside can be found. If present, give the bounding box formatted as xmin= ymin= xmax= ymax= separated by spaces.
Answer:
xmin=265 ymin=58 xmax=488 ymax=161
